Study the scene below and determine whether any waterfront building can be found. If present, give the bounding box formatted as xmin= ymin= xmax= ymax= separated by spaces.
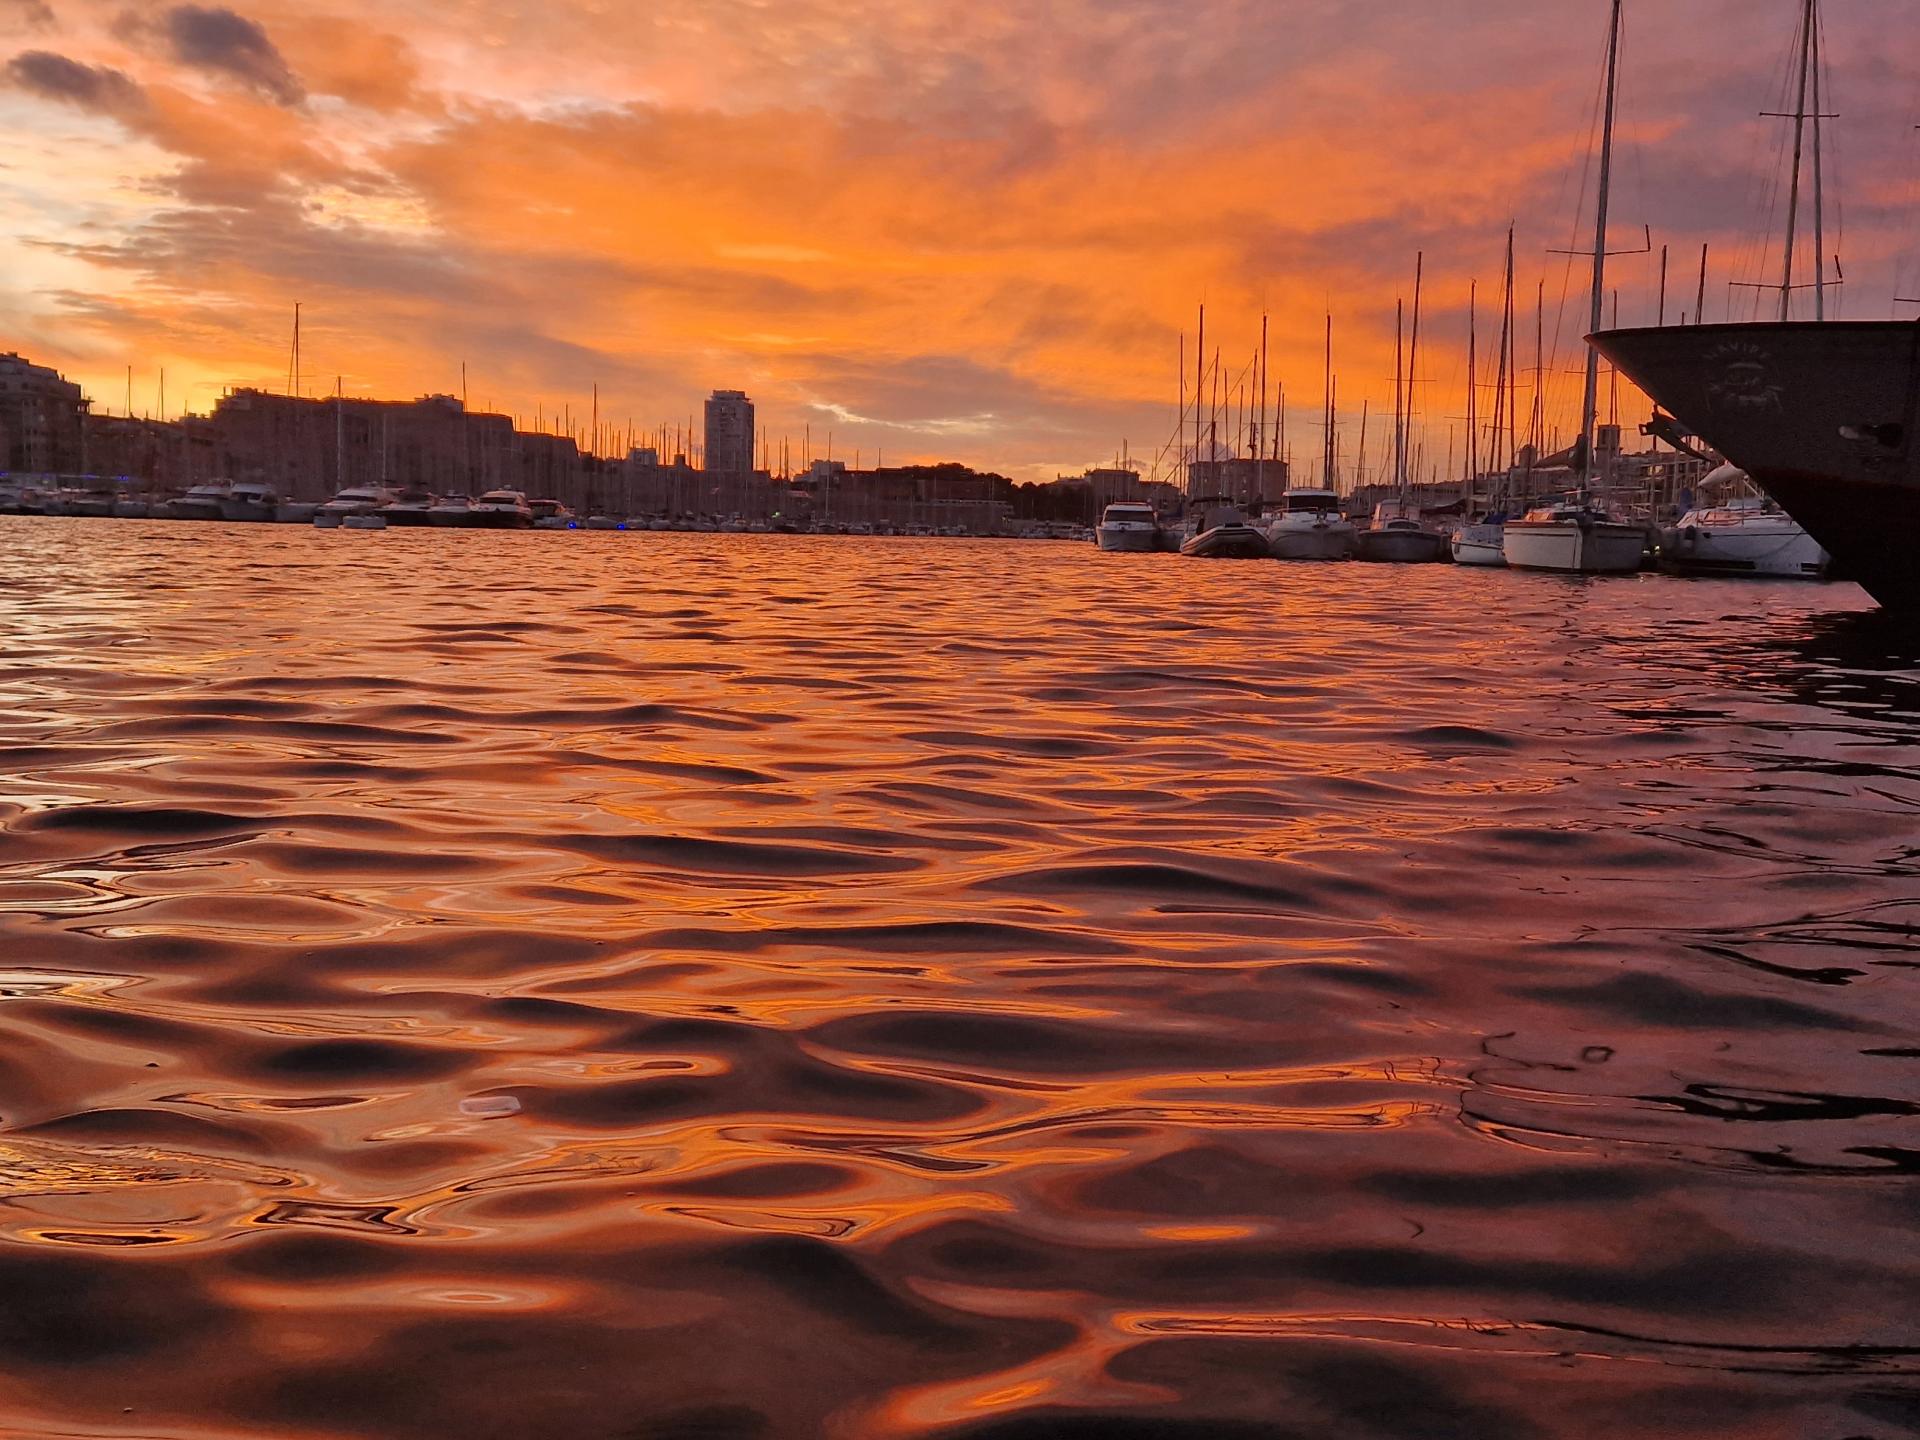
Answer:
xmin=0 ymin=352 xmax=89 ymax=473
xmin=704 ymin=390 xmax=755 ymax=475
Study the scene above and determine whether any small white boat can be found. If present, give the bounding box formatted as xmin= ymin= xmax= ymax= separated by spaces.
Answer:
xmin=169 ymin=481 xmax=233 ymax=521
xmin=1661 ymin=466 xmax=1827 ymax=579
xmin=1451 ymin=521 xmax=1508 ymax=567
xmin=1095 ymin=501 xmax=1161 ymax=552
xmin=276 ymin=502 xmax=319 ymax=524
xmin=313 ymin=512 xmax=343 ymax=529
xmin=341 ymin=513 xmax=387 ymax=531
xmin=1502 ymin=499 xmax=1646 ymax=574
xmin=530 ymin=499 xmax=576 ymax=530
xmin=317 ymin=484 xmax=398 ymax=520
xmin=469 ymin=489 xmax=535 ymax=529
xmin=1354 ymin=501 xmax=1450 ymax=563
xmin=1267 ymin=487 xmax=1356 ymax=560
xmin=585 ymin=514 xmax=625 ymax=530
xmin=219 ymin=480 xmax=280 ymax=522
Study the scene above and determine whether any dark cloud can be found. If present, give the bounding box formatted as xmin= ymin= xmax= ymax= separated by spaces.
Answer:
xmin=152 ymin=4 xmax=304 ymax=105
xmin=3 ymin=49 xmax=145 ymax=113
xmin=2 ymin=0 xmax=57 ymax=34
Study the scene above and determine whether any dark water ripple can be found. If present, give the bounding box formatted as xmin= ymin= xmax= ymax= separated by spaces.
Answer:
xmin=0 ymin=519 xmax=1916 ymax=1439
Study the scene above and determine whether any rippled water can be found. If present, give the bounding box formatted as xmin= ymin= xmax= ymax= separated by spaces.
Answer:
xmin=0 ymin=518 xmax=1915 ymax=1440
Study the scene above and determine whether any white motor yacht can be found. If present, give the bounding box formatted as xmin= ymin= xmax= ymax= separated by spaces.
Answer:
xmin=169 ymin=481 xmax=233 ymax=521
xmin=317 ymin=485 xmax=398 ymax=521
xmin=1661 ymin=466 xmax=1828 ymax=579
xmin=1267 ymin=487 xmax=1356 ymax=560
xmin=1353 ymin=500 xmax=1450 ymax=563
xmin=529 ymin=498 xmax=577 ymax=530
xmin=469 ymin=489 xmax=535 ymax=529
xmin=1502 ymin=498 xmax=1646 ymax=574
xmin=1095 ymin=501 xmax=1161 ymax=552
xmin=219 ymin=481 xmax=280 ymax=522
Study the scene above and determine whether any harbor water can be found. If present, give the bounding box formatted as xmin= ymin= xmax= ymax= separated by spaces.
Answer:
xmin=0 ymin=519 xmax=1915 ymax=1439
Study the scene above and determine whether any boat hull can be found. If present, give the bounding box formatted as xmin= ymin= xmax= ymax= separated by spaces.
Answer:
xmin=1269 ymin=522 xmax=1355 ymax=560
xmin=1180 ymin=525 xmax=1271 ymax=559
xmin=1662 ymin=518 xmax=1828 ymax=579
xmin=1502 ymin=519 xmax=1645 ymax=574
xmin=167 ymin=500 xmax=225 ymax=521
xmin=1451 ymin=523 xmax=1508 ymax=567
xmin=1590 ymin=321 xmax=1920 ymax=609
xmin=380 ymin=508 xmax=438 ymax=527
xmin=467 ymin=511 xmax=534 ymax=530
xmin=218 ymin=501 xmax=278 ymax=522
xmin=1096 ymin=526 xmax=1159 ymax=552
xmin=1354 ymin=528 xmax=1450 ymax=564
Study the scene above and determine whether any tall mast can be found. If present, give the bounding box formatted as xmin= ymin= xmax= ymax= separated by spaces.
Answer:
xmin=1505 ymin=228 xmax=1518 ymax=478
xmin=1256 ymin=313 xmax=1269 ymax=500
xmin=1466 ymin=280 xmax=1477 ymax=500
xmin=1780 ymin=0 xmax=1814 ymax=321
xmin=1810 ymin=0 xmax=1826 ymax=318
xmin=1322 ymin=312 xmax=1334 ymax=486
xmin=1355 ymin=399 xmax=1369 ymax=492
xmin=1405 ymin=251 xmax=1424 ymax=501
xmin=1581 ymin=0 xmax=1622 ymax=490
xmin=1393 ymin=298 xmax=1405 ymax=491
xmin=1194 ymin=303 xmax=1204 ymax=489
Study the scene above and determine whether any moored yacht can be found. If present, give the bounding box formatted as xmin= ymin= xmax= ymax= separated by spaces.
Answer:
xmin=219 ymin=481 xmax=280 ymax=522
xmin=169 ymin=481 xmax=232 ymax=520
xmin=428 ymin=494 xmax=474 ymax=527
xmin=529 ymin=498 xmax=576 ymax=529
xmin=379 ymin=487 xmax=438 ymax=526
xmin=1266 ymin=486 xmax=1355 ymax=560
xmin=1095 ymin=501 xmax=1161 ymax=552
xmin=1664 ymin=491 xmax=1829 ymax=579
xmin=317 ymin=484 xmax=398 ymax=521
xmin=1451 ymin=520 xmax=1508 ymax=566
xmin=1502 ymin=498 xmax=1646 ymax=574
xmin=1354 ymin=500 xmax=1451 ymax=563
xmin=469 ymin=489 xmax=535 ymax=529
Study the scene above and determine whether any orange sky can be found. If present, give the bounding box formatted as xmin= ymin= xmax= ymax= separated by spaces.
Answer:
xmin=3 ymin=0 xmax=1917 ymax=481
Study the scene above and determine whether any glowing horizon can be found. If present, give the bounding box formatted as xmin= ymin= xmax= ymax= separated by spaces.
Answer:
xmin=4 ymin=0 xmax=1917 ymax=483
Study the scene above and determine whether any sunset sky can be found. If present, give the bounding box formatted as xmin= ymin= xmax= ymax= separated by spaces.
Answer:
xmin=3 ymin=0 xmax=1917 ymax=481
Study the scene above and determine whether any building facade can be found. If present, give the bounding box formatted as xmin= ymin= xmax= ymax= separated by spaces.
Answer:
xmin=0 ymin=352 xmax=89 ymax=474
xmin=703 ymin=390 xmax=755 ymax=474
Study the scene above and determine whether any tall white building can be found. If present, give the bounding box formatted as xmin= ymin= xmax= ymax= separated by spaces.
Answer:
xmin=703 ymin=390 xmax=755 ymax=474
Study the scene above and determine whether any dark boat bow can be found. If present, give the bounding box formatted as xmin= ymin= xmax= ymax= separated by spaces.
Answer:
xmin=1591 ymin=320 xmax=1920 ymax=610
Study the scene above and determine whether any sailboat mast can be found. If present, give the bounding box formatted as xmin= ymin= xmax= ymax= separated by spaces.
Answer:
xmin=1405 ymin=252 xmax=1424 ymax=502
xmin=1194 ymin=304 xmax=1204 ymax=489
xmin=1810 ymin=0 xmax=1826 ymax=319
xmin=1355 ymin=400 xmax=1368 ymax=492
xmin=1581 ymin=0 xmax=1622 ymax=489
xmin=1780 ymin=0 xmax=1814 ymax=321
xmin=1393 ymin=299 xmax=1405 ymax=490
xmin=1466 ymin=280 xmax=1477 ymax=499
xmin=1322 ymin=312 xmax=1334 ymax=486
xmin=1256 ymin=313 xmax=1269 ymax=500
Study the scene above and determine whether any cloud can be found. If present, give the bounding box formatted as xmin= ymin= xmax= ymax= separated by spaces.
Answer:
xmin=3 ymin=49 xmax=145 ymax=114
xmin=150 ymin=4 xmax=303 ymax=105
xmin=1 ymin=0 xmax=55 ymax=35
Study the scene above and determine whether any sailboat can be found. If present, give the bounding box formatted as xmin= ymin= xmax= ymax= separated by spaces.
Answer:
xmin=1356 ymin=257 xmax=1451 ymax=564
xmin=1270 ymin=314 xmax=1358 ymax=559
xmin=1454 ymin=231 xmax=1519 ymax=566
xmin=1504 ymin=0 xmax=1647 ymax=576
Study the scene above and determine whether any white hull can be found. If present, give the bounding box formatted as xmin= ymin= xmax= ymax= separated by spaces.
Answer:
xmin=1096 ymin=525 xmax=1159 ymax=552
xmin=1451 ymin=523 xmax=1507 ymax=567
xmin=1269 ymin=522 xmax=1355 ymax=560
xmin=1664 ymin=519 xmax=1827 ymax=579
xmin=1503 ymin=520 xmax=1644 ymax=574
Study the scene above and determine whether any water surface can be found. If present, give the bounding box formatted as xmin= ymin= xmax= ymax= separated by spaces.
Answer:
xmin=0 ymin=520 xmax=1915 ymax=1439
